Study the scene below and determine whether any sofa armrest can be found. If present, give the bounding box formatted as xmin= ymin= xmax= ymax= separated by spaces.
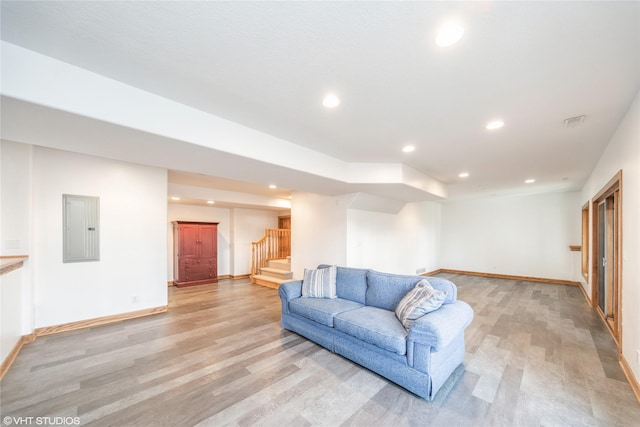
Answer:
xmin=278 ymin=280 xmax=303 ymax=315
xmin=407 ymin=301 xmax=473 ymax=350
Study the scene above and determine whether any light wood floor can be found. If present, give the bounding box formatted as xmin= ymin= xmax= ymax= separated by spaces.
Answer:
xmin=2 ymin=274 xmax=639 ymax=426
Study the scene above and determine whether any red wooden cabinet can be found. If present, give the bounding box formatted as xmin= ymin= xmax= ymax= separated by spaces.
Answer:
xmin=173 ymin=221 xmax=219 ymax=287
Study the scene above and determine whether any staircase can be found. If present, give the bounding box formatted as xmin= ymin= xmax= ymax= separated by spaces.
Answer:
xmin=252 ymin=257 xmax=296 ymax=289
xmin=251 ymin=228 xmax=292 ymax=289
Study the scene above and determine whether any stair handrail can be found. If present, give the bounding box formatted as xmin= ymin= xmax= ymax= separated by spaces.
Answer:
xmin=251 ymin=228 xmax=291 ymax=281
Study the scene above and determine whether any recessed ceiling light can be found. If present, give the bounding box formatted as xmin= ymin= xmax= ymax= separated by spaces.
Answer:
xmin=436 ymin=22 xmax=464 ymax=47
xmin=269 ymin=184 xmax=277 ymax=189
xmin=207 ymin=200 xmax=215 ymax=204
xmin=402 ymin=145 xmax=416 ymax=153
xmin=458 ymin=172 xmax=469 ymax=178
xmin=322 ymin=93 xmax=340 ymax=108
xmin=486 ymin=120 xmax=504 ymax=130
xmin=525 ymin=179 xmax=535 ymax=184
xmin=171 ymin=196 xmax=180 ymax=201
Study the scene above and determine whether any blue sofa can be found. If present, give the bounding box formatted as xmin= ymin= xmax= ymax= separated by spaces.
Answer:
xmin=278 ymin=266 xmax=474 ymax=400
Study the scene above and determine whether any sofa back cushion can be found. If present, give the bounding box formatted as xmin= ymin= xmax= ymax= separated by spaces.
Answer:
xmin=366 ymin=270 xmax=457 ymax=311
xmin=318 ymin=265 xmax=368 ymax=304
xmin=421 ymin=276 xmax=457 ymax=301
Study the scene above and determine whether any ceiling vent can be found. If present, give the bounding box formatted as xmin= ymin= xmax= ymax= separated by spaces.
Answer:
xmin=564 ymin=115 xmax=585 ymax=129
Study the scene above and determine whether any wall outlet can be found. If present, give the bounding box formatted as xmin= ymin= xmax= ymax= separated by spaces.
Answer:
xmin=416 ymin=267 xmax=427 ymax=275
xmin=131 ymin=295 xmax=139 ymax=304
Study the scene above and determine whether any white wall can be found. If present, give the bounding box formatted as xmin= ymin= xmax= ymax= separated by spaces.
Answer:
xmin=292 ymin=194 xmax=442 ymax=277
xmin=580 ymin=91 xmax=640 ymax=382
xmin=32 ymin=147 xmax=168 ymax=327
xmin=347 ymin=201 xmax=441 ymax=274
xmin=440 ymin=192 xmax=581 ymax=281
xmin=1 ymin=141 xmax=32 ymax=256
xmin=294 ymin=189 xmax=583 ymax=282
xmin=230 ymin=208 xmax=279 ymax=276
xmin=1 ymin=140 xmax=33 ymax=363
xmin=291 ymin=192 xmax=352 ymax=278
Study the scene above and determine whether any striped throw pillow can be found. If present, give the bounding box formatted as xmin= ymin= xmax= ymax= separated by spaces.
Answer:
xmin=302 ymin=265 xmax=337 ymax=298
xmin=395 ymin=279 xmax=446 ymax=330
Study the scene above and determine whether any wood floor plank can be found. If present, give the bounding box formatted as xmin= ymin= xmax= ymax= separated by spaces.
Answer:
xmin=2 ymin=276 xmax=640 ymax=426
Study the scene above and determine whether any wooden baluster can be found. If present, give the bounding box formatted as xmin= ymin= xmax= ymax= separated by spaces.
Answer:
xmin=251 ymin=228 xmax=291 ymax=283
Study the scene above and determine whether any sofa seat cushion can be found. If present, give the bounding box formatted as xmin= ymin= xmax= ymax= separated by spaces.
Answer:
xmin=289 ymin=297 xmax=363 ymax=327
xmin=334 ymin=306 xmax=408 ymax=355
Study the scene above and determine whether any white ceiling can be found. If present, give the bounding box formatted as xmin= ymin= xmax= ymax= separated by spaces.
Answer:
xmin=168 ymin=170 xmax=291 ymax=200
xmin=1 ymin=1 xmax=639 ymax=203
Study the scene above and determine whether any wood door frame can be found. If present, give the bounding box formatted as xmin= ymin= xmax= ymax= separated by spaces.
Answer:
xmin=278 ymin=215 xmax=291 ymax=229
xmin=581 ymin=202 xmax=590 ymax=281
xmin=591 ymin=170 xmax=623 ymax=352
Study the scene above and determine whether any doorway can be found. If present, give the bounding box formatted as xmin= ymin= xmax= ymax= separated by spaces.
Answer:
xmin=591 ymin=171 xmax=622 ymax=348
xmin=278 ymin=215 xmax=291 ymax=230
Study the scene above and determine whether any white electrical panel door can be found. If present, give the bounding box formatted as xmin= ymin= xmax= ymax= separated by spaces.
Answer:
xmin=63 ymin=194 xmax=100 ymax=263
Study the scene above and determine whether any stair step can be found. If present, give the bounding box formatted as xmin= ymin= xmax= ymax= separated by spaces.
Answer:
xmin=252 ymin=274 xmax=297 ymax=289
xmin=267 ymin=259 xmax=291 ymax=271
xmin=259 ymin=267 xmax=293 ymax=279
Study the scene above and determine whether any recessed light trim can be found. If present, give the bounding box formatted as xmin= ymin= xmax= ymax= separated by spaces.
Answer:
xmin=486 ymin=120 xmax=504 ymax=130
xmin=525 ymin=179 xmax=535 ymax=184
xmin=207 ymin=200 xmax=215 ymax=204
xmin=402 ymin=145 xmax=416 ymax=153
xmin=269 ymin=184 xmax=277 ymax=189
xmin=171 ymin=196 xmax=180 ymax=201
xmin=436 ymin=22 xmax=464 ymax=47
xmin=322 ymin=93 xmax=340 ymax=108
xmin=458 ymin=172 xmax=469 ymax=178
